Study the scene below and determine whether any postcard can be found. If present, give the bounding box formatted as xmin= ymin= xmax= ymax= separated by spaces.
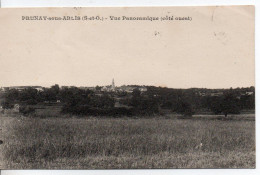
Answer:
xmin=0 ymin=6 xmax=255 ymax=169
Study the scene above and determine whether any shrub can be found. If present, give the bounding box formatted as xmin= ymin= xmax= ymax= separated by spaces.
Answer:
xmin=1 ymin=100 xmax=14 ymax=109
xmin=19 ymin=106 xmax=36 ymax=115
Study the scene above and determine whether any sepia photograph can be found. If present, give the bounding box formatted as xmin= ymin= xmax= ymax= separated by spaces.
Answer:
xmin=0 ymin=6 xmax=255 ymax=169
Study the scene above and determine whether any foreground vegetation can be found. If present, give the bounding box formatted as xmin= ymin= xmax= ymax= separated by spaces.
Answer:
xmin=0 ymin=115 xmax=255 ymax=169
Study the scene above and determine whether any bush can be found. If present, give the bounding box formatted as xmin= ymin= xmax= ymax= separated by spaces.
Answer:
xmin=1 ymin=101 xmax=14 ymax=109
xmin=19 ymin=106 xmax=35 ymax=115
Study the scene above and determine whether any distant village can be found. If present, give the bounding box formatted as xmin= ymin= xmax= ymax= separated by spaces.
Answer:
xmin=0 ymin=79 xmax=254 ymax=98
xmin=0 ymin=79 xmax=255 ymax=117
xmin=0 ymin=79 xmax=147 ymax=94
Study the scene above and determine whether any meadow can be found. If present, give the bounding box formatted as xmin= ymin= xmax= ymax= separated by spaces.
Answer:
xmin=0 ymin=114 xmax=255 ymax=169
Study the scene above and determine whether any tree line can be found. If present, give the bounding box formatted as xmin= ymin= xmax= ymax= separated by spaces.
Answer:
xmin=0 ymin=85 xmax=255 ymax=117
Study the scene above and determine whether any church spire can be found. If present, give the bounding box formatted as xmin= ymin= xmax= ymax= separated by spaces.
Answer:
xmin=112 ymin=78 xmax=115 ymax=89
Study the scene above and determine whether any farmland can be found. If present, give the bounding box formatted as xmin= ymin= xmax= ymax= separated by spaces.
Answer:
xmin=0 ymin=114 xmax=255 ymax=169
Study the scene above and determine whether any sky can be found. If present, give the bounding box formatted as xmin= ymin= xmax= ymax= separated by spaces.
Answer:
xmin=0 ymin=6 xmax=255 ymax=88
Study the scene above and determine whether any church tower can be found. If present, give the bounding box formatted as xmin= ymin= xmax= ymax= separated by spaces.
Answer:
xmin=112 ymin=78 xmax=115 ymax=90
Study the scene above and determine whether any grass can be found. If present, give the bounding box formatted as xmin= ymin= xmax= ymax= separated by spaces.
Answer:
xmin=0 ymin=115 xmax=255 ymax=169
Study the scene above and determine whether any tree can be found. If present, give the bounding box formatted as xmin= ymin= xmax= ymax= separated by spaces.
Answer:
xmin=131 ymin=88 xmax=141 ymax=107
xmin=132 ymin=88 xmax=141 ymax=98
xmin=221 ymin=93 xmax=240 ymax=117
xmin=1 ymin=100 xmax=14 ymax=109
xmin=210 ymin=92 xmax=241 ymax=117
xmin=240 ymin=93 xmax=255 ymax=110
xmin=95 ymin=86 xmax=102 ymax=91
xmin=139 ymin=97 xmax=159 ymax=115
xmin=209 ymin=97 xmax=222 ymax=114
xmin=0 ymin=89 xmax=19 ymax=109
xmin=90 ymin=94 xmax=115 ymax=109
xmin=4 ymin=89 xmax=19 ymax=103
xmin=174 ymin=99 xmax=194 ymax=117
xmin=129 ymin=88 xmax=160 ymax=115
xmin=41 ymin=84 xmax=60 ymax=102
xmin=19 ymin=88 xmax=38 ymax=105
xmin=51 ymin=84 xmax=60 ymax=94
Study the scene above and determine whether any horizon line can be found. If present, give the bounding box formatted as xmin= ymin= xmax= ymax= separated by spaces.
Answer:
xmin=0 ymin=84 xmax=255 ymax=90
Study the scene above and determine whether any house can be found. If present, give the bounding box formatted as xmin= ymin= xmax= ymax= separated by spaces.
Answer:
xmin=35 ymin=87 xmax=44 ymax=92
xmin=101 ymin=85 xmax=114 ymax=92
xmin=2 ymin=86 xmax=44 ymax=92
xmin=210 ymin=92 xmax=223 ymax=97
xmin=246 ymin=92 xmax=254 ymax=96
xmin=139 ymin=87 xmax=148 ymax=92
xmin=121 ymin=86 xmax=136 ymax=93
xmin=118 ymin=86 xmax=147 ymax=93
xmin=198 ymin=92 xmax=207 ymax=96
xmin=79 ymin=86 xmax=96 ymax=91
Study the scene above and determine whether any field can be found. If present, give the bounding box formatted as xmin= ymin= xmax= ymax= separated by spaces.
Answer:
xmin=0 ymin=114 xmax=255 ymax=169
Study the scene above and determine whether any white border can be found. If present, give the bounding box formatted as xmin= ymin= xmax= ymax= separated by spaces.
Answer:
xmin=0 ymin=0 xmax=259 ymax=175
xmin=0 ymin=0 xmax=256 ymax=7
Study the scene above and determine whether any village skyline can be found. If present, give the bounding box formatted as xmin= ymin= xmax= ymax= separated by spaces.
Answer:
xmin=0 ymin=77 xmax=255 ymax=90
xmin=0 ymin=78 xmax=255 ymax=92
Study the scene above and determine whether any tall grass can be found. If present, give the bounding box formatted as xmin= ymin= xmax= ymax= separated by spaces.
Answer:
xmin=0 ymin=116 xmax=255 ymax=169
